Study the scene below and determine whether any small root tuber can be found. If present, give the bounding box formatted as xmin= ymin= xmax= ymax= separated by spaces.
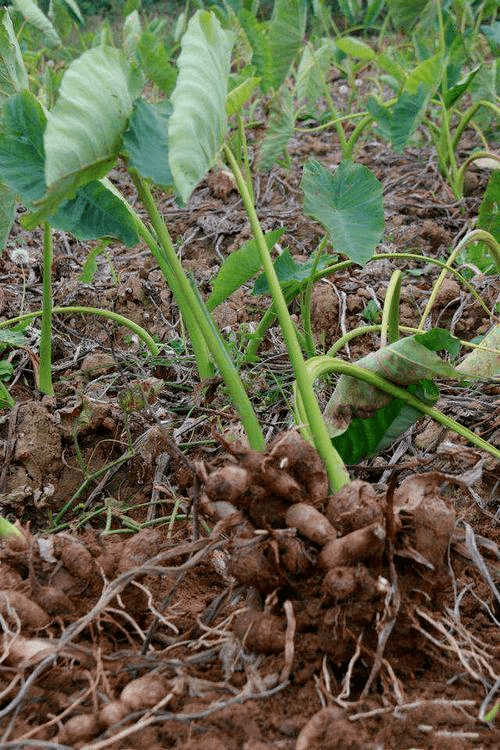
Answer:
xmin=120 ymin=673 xmax=169 ymax=711
xmin=234 ymin=610 xmax=286 ymax=654
xmin=0 ymin=590 xmax=51 ymax=630
xmin=285 ymin=503 xmax=337 ymax=546
xmin=318 ymin=522 xmax=386 ymax=569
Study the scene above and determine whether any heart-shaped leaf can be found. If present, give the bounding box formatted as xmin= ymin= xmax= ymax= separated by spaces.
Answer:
xmin=301 ymin=159 xmax=384 ymax=266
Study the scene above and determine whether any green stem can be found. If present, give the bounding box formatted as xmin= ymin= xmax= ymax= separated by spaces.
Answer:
xmin=238 ymin=113 xmax=254 ymax=204
xmin=130 ymin=175 xmax=213 ymax=380
xmin=452 ymin=100 xmax=500 ymax=151
xmin=344 ymin=114 xmax=374 ymax=160
xmin=224 ymin=143 xmax=350 ymax=491
xmin=0 ymin=306 xmax=159 ymax=355
xmin=295 ymin=358 xmax=500 ymax=460
xmin=456 ymin=150 xmax=500 ymax=198
xmin=245 ymin=248 xmax=492 ymax=361
xmin=418 ymin=230 xmax=500 ymax=330
xmin=132 ymin=173 xmax=265 ymax=451
xmin=39 ymin=222 xmax=54 ymax=396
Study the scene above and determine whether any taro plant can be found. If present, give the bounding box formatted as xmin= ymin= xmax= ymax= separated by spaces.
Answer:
xmin=0 ymin=8 xmax=498 ymax=505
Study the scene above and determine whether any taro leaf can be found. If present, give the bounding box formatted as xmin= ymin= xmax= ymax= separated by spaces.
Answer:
xmin=137 ymin=30 xmax=177 ymax=95
xmin=414 ymin=327 xmax=461 ymax=358
xmin=168 ymin=11 xmax=234 ymax=204
xmin=51 ymin=180 xmax=138 ymax=245
xmin=323 ymin=335 xmax=460 ymax=437
xmin=301 ymin=159 xmax=384 ymax=267
xmin=0 ymin=327 xmax=30 ymax=348
xmin=227 ymin=76 xmax=260 ymax=118
xmin=256 ymin=87 xmax=294 ymax=172
xmin=457 ymin=324 xmax=500 ymax=379
xmin=334 ymin=36 xmax=376 ymax=61
xmin=368 ymin=85 xmax=428 ymax=152
xmin=404 ymin=53 xmax=444 ymax=96
xmin=296 ymin=43 xmax=334 ymax=111
xmin=11 ymin=0 xmax=61 ymax=47
xmin=267 ymin=0 xmax=307 ymax=92
xmin=331 ymin=380 xmax=439 ymax=463
xmin=239 ymin=10 xmax=272 ymax=92
xmin=0 ymin=9 xmax=29 ymax=104
xmin=253 ymin=247 xmax=334 ymax=297
xmin=240 ymin=0 xmax=306 ymax=93
xmin=0 ymin=92 xmax=137 ymax=244
xmin=123 ymin=99 xmax=173 ymax=188
xmin=122 ymin=9 xmax=142 ymax=59
xmin=443 ymin=65 xmax=481 ymax=108
xmin=60 ymin=0 xmax=84 ymax=23
xmin=0 ymin=91 xmax=47 ymax=204
xmin=206 ymin=229 xmax=285 ymax=311
xmin=25 ymin=46 xmax=135 ymax=226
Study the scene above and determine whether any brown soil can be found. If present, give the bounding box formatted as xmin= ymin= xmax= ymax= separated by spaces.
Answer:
xmin=0 ymin=114 xmax=499 ymax=749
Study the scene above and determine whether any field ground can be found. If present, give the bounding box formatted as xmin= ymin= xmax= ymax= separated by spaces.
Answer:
xmin=0 ymin=116 xmax=499 ymax=749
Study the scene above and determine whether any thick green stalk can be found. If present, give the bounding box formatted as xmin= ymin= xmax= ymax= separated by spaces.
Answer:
xmin=224 ymin=144 xmax=350 ymax=491
xmin=0 ymin=307 xmax=159 ymax=356
xmin=132 ymin=173 xmax=265 ymax=451
xmin=130 ymin=174 xmax=213 ymax=380
xmin=39 ymin=222 xmax=54 ymax=396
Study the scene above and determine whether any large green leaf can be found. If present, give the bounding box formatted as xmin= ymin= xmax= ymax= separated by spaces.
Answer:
xmin=301 ymin=159 xmax=384 ymax=267
xmin=0 ymin=92 xmax=138 ymax=245
xmin=28 ymin=46 xmax=134 ymax=225
xmin=168 ymin=11 xmax=234 ymax=204
xmin=206 ymin=229 xmax=285 ymax=311
xmin=0 ymin=91 xmax=46 ymax=204
xmin=238 ymin=10 xmax=272 ymax=92
xmin=267 ymin=0 xmax=307 ymax=91
xmin=51 ymin=180 xmax=138 ymax=245
xmin=11 ymin=0 xmax=61 ymax=47
xmin=323 ymin=335 xmax=460 ymax=437
xmin=0 ymin=10 xmax=29 ymax=105
xmin=443 ymin=65 xmax=481 ymax=108
xmin=123 ymin=98 xmax=173 ymax=188
xmin=368 ymin=85 xmax=428 ymax=152
xmin=296 ymin=43 xmax=334 ymax=111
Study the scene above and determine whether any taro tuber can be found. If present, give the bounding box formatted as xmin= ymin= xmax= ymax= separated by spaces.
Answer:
xmin=120 ymin=673 xmax=169 ymax=711
xmin=318 ymin=522 xmax=386 ymax=569
xmin=322 ymin=565 xmax=381 ymax=602
xmin=234 ymin=610 xmax=286 ymax=654
xmin=204 ymin=464 xmax=250 ymax=506
xmin=0 ymin=590 xmax=51 ymax=630
xmin=285 ymin=503 xmax=337 ymax=546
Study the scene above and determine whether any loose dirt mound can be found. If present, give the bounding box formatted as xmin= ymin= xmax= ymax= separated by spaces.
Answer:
xmin=0 ymin=431 xmax=499 ymax=748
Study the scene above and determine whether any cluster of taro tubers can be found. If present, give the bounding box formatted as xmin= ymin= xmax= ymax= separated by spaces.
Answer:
xmin=201 ymin=430 xmax=456 ymax=667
